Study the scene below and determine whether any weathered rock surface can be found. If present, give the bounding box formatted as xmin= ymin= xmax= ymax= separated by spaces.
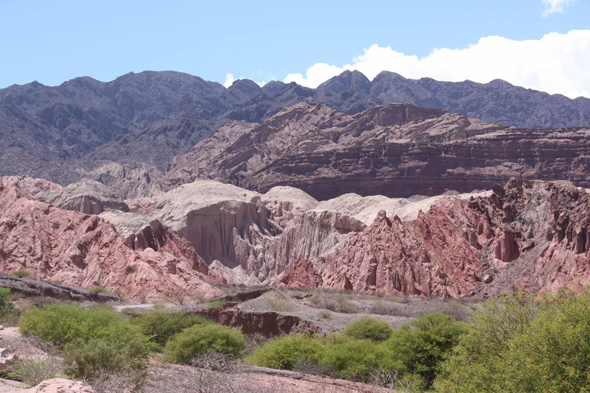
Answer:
xmin=300 ymin=179 xmax=590 ymax=298
xmin=149 ymin=180 xmax=279 ymax=265
xmin=3 ymin=176 xmax=62 ymax=195
xmin=279 ymin=258 xmax=323 ymax=288
xmin=104 ymin=178 xmax=491 ymax=286
xmin=0 ymin=348 xmax=17 ymax=373
xmin=34 ymin=179 xmax=129 ymax=214
xmin=315 ymin=205 xmax=484 ymax=297
xmin=108 ymin=179 xmax=364 ymax=284
xmin=262 ymin=186 xmax=319 ymax=227
xmin=0 ymin=177 xmax=223 ymax=301
xmin=165 ymin=102 xmax=590 ymax=200
xmin=87 ymin=162 xmax=165 ymax=199
xmin=311 ymin=189 xmax=492 ymax=225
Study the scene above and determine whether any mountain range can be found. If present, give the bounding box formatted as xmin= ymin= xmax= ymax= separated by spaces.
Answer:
xmin=2 ymin=70 xmax=590 ymax=186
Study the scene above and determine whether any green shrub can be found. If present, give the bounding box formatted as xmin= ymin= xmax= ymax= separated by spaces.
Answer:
xmin=19 ymin=303 xmax=152 ymax=386
xmin=0 ymin=287 xmax=11 ymax=309
xmin=164 ymin=323 xmax=246 ymax=364
xmin=6 ymin=358 xmax=63 ymax=387
xmin=343 ymin=317 xmax=393 ymax=342
xmin=19 ymin=303 xmax=151 ymax=349
xmin=12 ymin=270 xmax=30 ymax=278
xmin=0 ymin=288 xmax=19 ymax=326
xmin=63 ymin=337 xmax=147 ymax=384
xmin=320 ymin=338 xmax=404 ymax=382
xmin=248 ymin=334 xmax=326 ymax=370
xmin=433 ymin=291 xmax=590 ymax=393
xmin=88 ymin=286 xmax=106 ymax=294
xmin=384 ymin=312 xmax=468 ymax=388
xmin=206 ymin=299 xmax=227 ymax=309
xmin=129 ymin=309 xmax=208 ymax=349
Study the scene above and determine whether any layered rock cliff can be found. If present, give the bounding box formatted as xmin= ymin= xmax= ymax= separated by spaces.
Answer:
xmin=278 ymin=179 xmax=590 ymax=298
xmin=167 ymin=102 xmax=590 ymax=199
xmin=0 ymin=177 xmax=223 ymax=301
xmin=34 ymin=179 xmax=129 ymax=214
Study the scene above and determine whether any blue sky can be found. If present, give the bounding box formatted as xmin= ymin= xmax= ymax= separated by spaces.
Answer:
xmin=0 ymin=0 xmax=589 ymax=97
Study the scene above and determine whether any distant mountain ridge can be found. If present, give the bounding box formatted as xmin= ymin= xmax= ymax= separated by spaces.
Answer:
xmin=164 ymin=102 xmax=590 ymax=200
xmin=1 ymin=69 xmax=590 ymax=185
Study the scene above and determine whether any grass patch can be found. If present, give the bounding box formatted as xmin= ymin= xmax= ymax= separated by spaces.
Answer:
xmin=206 ymin=299 xmax=227 ymax=309
xmin=12 ymin=270 xmax=30 ymax=278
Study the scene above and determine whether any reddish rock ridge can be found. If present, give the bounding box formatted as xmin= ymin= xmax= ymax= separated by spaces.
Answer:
xmin=279 ymin=258 xmax=323 ymax=289
xmin=279 ymin=179 xmax=590 ymax=298
xmin=165 ymin=102 xmax=590 ymax=200
xmin=312 ymin=202 xmax=486 ymax=298
xmin=4 ymin=175 xmax=62 ymax=195
xmin=0 ymin=177 xmax=223 ymax=301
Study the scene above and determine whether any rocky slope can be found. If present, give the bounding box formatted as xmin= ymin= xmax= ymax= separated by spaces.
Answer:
xmin=0 ymin=177 xmax=223 ymax=301
xmin=4 ymin=170 xmax=590 ymax=299
xmin=278 ymin=179 xmax=590 ymax=299
xmin=101 ymin=177 xmax=494 ymax=287
xmin=166 ymin=101 xmax=590 ymax=199
xmin=2 ymin=70 xmax=589 ymax=186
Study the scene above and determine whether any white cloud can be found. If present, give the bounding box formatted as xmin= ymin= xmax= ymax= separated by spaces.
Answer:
xmin=284 ymin=30 xmax=590 ymax=99
xmin=543 ymin=0 xmax=573 ymax=16
xmin=223 ymin=73 xmax=235 ymax=88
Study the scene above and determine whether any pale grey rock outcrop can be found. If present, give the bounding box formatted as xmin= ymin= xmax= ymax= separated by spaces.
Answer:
xmin=35 ymin=179 xmax=129 ymax=214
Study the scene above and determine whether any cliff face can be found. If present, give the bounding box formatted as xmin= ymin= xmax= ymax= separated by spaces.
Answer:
xmin=103 ymin=179 xmax=359 ymax=285
xmin=165 ymin=102 xmax=590 ymax=200
xmin=313 ymin=203 xmax=486 ymax=298
xmin=277 ymin=179 xmax=590 ymax=298
xmin=0 ymin=177 xmax=223 ymax=301
xmin=6 ymin=171 xmax=590 ymax=300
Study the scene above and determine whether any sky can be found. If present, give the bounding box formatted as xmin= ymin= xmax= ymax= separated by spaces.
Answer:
xmin=0 ymin=0 xmax=589 ymax=98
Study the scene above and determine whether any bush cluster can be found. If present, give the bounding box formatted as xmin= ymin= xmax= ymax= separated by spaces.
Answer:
xmin=0 ymin=287 xmax=19 ymax=327
xmin=433 ymin=290 xmax=590 ymax=393
xmin=12 ymin=270 xmax=30 ymax=278
xmin=164 ymin=323 xmax=246 ymax=364
xmin=18 ymin=303 xmax=248 ymax=388
xmin=249 ymin=314 xmax=465 ymax=388
xmin=19 ymin=303 xmax=152 ymax=383
xmin=129 ymin=308 xmax=208 ymax=349
xmin=248 ymin=334 xmax=326 ymax=370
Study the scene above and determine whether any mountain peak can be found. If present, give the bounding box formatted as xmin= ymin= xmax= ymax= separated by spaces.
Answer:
xmin=317 ymin=70 xmax=371 ymax=94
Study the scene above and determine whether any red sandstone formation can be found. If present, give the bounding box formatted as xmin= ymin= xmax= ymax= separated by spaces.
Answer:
xmin=4 ymin=175 xmax=62 ymax=195
xmin=315 ymin=202 xmax=485 ymax=298
xmin=300 ymin=179 xmax=590 ymax=298
xmin=0 ymin=177 xmax=223 ymax=301
xmin=279 ymin=258 xmax=323 ymax=289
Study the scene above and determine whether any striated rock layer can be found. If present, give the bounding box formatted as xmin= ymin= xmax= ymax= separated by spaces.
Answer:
xmin=279 ymin=179 xmax=590 ymax=298
xmin=166 ymin=102 xmax=590 ymax=200
xmin=104 ymin=179 xmax=370 ymax=285
xmin=0 ymin=177 xmax=223 ymax=301
xmin=34 ymin=179 xmax=129 ymax=214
